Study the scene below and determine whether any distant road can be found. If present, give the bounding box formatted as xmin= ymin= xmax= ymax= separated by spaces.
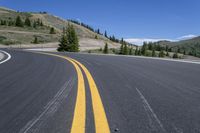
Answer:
xmin=0 ymin=49 xmax=200 ymax=133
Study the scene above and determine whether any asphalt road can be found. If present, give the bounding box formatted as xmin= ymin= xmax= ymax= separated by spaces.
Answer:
xmin=1 ymin=49 xmax=200 ymax=133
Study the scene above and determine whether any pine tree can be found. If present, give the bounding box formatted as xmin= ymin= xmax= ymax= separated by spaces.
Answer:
xmin=32 ymin=37 xmax=39 ymax=44
xmin=57 ymin=30 xmax=67 ymax=51
xmin=120 ymin=38 xmax=124 ymax=44
xmin=103 ymin=43 xmax=109 ymax=54
xmin=50 ymin=27 xmax=56 ymax=34
xmin=15 ymin=16 xmax=23 ymax=27
xmin=159 ymin=50 xmax=165 ymax=58
xmin=141 ymin=42 xmax=148 ymax=56
xmin=67 ymin=24 xmax=79 ymax=52
xmin=97 ymin=29 xmax=100 ymax=34
xmin=40 ymin=21 xmax=43 ymax=26
xmin=58 ymin=24 xmax=79 ymax=52
xmin=165 ymin=45 xmax=169 ymax=52
xmin=138 ymin=49 xmax=141 ymax=55
xmin=166 ymin=52 xmax=169 ymax=56
xmin=152 ymin=49 xmax=156 ymax=57
xmin=33 ymin=21 xmax=37 ymax=28
xmin=135 ymin=47 xmax=138 ymax=55
xmin=173 ymin=52 xmax=178 ymax=58
xmin=177 ymin=48 xmax=181 ymax=53
xmin=123 ymin=43 xmax=128 ymax=55
xmin=0 ymin=20 xmax=3 ymax=25
xmin=129 ymin=47 xmax=133 ymax=55
xmin=104 ymin=31 xmax=108 ymax=38
xmin=25 ymin=17 xmax=31 ymax=27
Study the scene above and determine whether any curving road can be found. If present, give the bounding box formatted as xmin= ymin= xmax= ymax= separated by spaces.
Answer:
xmin=0 ymin=49 xmax=200 ymax=133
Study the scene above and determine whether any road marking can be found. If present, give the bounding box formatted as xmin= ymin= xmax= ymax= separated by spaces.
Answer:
xmin=68 ymin=58 xmax=86 ymax=133
xmin=33 ymin=52 xmax=86 ymax=133
xmin=135 ymin=87 xmax=166 ymax=132
xmin=71 ymin=58 xmax=110 ymax=133
xmin=30 ymin=51 xmax=110 ymax=133
xmin=0 ymin=50 xmax=11 ymax=64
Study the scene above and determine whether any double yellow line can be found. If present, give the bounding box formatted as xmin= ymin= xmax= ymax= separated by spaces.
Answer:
xmin=39 ymin=52 xmax=110 ymax=133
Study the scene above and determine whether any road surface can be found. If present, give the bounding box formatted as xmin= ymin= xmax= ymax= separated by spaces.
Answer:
xmin=0 ymin=49 xmax=200 ymax=133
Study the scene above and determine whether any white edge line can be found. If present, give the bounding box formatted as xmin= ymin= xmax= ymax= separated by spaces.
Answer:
xmin=0 ymin=50 xmax=11 ymax=64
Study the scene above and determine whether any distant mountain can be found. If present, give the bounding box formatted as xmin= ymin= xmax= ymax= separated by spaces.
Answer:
xmin=0 ymin=7 xmax=120 ymax=50
xmin=156 ymin=37 xmax=200 ymax=57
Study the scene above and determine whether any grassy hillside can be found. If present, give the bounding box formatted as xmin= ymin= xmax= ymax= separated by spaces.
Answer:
xmin=0 ymin=7 xmax=120 ymax=50
xmin=153 ymin=37 xmax=200 ymax=57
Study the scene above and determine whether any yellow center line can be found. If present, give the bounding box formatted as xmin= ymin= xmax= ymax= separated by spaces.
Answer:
xmin=70 ymin=58 xmax=110 ymax=133
xmin=35 ymin=52 xmax=86 ymax=133
xmin=67 ymin=58 xmax=86 ymax=133
xmin=33 ymin=51 xmax=110 ymax=133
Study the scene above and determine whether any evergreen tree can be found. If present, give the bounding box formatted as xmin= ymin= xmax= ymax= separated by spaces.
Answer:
xmin=159 ymin=50 xmax=165 ymax=57
xmin=148 ymin=43 xmax=153 ymax=50
xmin=8 ymin=20 xmax=14 ymax=26
xmin=135 ymin=47 xmax=138 ymax=55
xmin=33 ymin=21 xmax=37 ymax=28
xmin=103 ymin=43 xmax=109 ymax=54
xmin=97 ymin=29 xmax=100 ymax=34
xmin=177 ymin=47 xmax=181 ymax=53
xmin=166 ymin=52 xmax=169 ymax=56
xmin=141 ymin=42 xmax=148 ymax=55
xmin=129 ymin=47 xmax=133 ymax=55
xmin=123 ymin=43 xmax=128 ymax=55
xmin=173 ymin=52 xmax=178 ymax=58
xmin=120 ymin=38 xmax=124 ymax=44
xmin=138 ymin=49 xmax=141 ymax=55
xmin=32 ymin=37 xmax=39 ymax=44
xmin=25 ymin=17 xmax=31 ymax=27
xmin=95 ymin=35 xmax=98 ymax=39
xmin=1 ymin=20 xmax=7 ymax=25
xmin=15 ymin=16 xmax=23 ymax=27
xmin=50 ymin=27 xmax=56 ymax=34
xmin=165 ymin=45 xmax=169 ymax=52
xmin=58 ymin=24 xmax=79 ymax=52
xmin=57 ymin=29 xmax=67 ymax=51
xmin=152 ymin=49 xmax=156 ymax=57
xmin=104 ymin=31 xmax=108 ymax=38
xmin=0 ymin=20 xmax=3 ymax=25
xmin=40 ymin=21 xmax=43 ymax=26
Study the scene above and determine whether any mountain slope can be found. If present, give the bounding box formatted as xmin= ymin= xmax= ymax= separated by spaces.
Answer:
xmin=155 ymin=37 xmax=200 ymax=57
xmin=0 ymin=7 xmax=120 ymax=50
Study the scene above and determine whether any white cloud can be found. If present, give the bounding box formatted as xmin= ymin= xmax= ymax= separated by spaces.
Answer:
xmin=125 ymin=34 xmax=198 ymax=46
xmin=177 ymin=34 xmax=197 ymax=40
xmin=125 ymin=38 xmax=174 ymax=45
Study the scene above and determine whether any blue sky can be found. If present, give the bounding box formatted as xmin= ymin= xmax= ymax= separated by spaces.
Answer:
xmin=0 ymin=0 xmax=200 ymax=44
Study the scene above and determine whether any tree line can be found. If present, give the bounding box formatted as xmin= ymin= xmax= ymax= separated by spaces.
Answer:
xmin=68 ymin=19 xmax=132 ymax=45
xmin=0 ymin=16 xmax=57 ymax=35
xmin=0 ymin=16 xmax=43 ymax=28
